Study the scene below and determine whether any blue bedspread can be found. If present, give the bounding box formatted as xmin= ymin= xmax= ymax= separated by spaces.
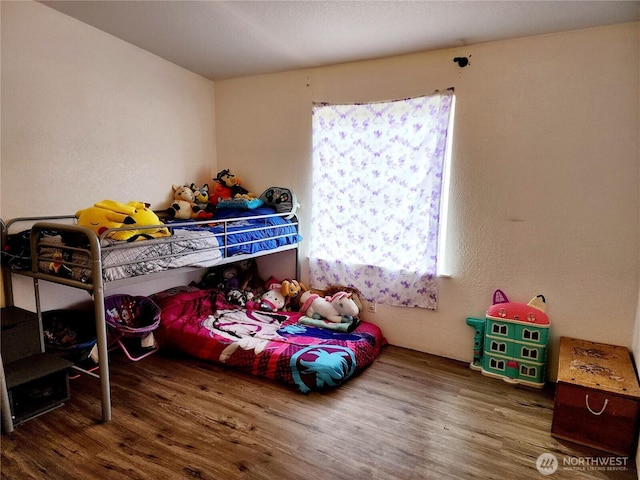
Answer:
xmin=171 ymin=207 xmax=301 ymax=257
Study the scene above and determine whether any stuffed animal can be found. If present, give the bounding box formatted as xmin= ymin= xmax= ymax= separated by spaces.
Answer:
xmin=76 ymin=200 xmax=170 ymax=241
xmin=214 ymin=169 xmax=255 ymax=201
xmin=281 ymin=279 xmax=306 ymax=299
xmin=226 ymin=289 xmax=255 ymax=307
xmin=76 ymin=205 xmax=134 ymax=237
xmin=258 ymin=288 xmax=286 ymax=312
xmin=198 ymin=259 xmax=261 ymax=292
xmin=199 ymin=264 xmax=239 ymax=290
xmin=190 ymin=183 xmax=211 ymax=212
xmin=116 ymin=201 xmax=171 ymax=241
xmin=281 ymin=279 xmax=307 ymax=310
xmin=250 ymin=277 xmax=286 ymax=312
xmin=167 ymin=185 xmax=212 ymax=220
xmin=298 ymin=290 xmax=359 ymax=323
xmin=211 ymin=180 xmax=232 ymax=206
xmin=321 ymin=285 xmax=364 ymax=313
xmin=234 ymin=259 xmax=261 ymax=291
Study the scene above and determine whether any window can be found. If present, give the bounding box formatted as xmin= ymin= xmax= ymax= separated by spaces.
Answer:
xmin=309 ymin=91 xmax=455 ymax=309
xmin=491 ymin=341 xmax=507 ymax=353
xmin=521 ymin=347 xmax=538 ymax=360
xmin=492 ymin=323 xmax=508 ymax=336
xmin=490 ymin=358 xmax=505 ymax=371
xmin=523 ymin=329 xmax=540 ymax=342
xmin=520 ymin=365 xmax=537 ymax=378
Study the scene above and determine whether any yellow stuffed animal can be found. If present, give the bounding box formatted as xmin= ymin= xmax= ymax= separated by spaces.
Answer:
xmin=119 ymin=201 xmax=170 ymax=241
xmin=281 ymin=279 xmax=307 ymax=311
xmin=75 ymin=205 xmax=135 ymax=237
xmin=281 ymin=279 xmax=306 ymax=299
xmin=76 ymin=200 xmax=170 ymax=241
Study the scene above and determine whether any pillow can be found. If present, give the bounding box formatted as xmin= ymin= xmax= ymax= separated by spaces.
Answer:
xmin=259 ymin=187 xmax=298 ymax=218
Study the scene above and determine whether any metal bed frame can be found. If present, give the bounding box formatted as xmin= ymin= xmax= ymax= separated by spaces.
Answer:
xmin=0 ymin=212 xmax=300 ymax=426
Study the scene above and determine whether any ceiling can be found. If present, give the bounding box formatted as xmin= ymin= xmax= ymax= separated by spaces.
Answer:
xmin=40 ymin=1 xmax=640 ymax=81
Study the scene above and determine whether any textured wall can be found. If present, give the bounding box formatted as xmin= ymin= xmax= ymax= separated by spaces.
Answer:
xmin=1 ymin=1 xmax=216 ymax=309
xmin=1 ymin=1 xmax=216 ymax=218
xmin=215 ymin=23 xmax=639 ymax=379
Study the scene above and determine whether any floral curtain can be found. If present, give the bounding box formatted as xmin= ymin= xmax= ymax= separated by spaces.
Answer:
xmin=309 ymin=91 xmax=454 ymax=309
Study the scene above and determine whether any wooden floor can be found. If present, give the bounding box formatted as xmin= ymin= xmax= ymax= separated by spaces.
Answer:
xmin=1 ymin=345 xmax=637 ymax=480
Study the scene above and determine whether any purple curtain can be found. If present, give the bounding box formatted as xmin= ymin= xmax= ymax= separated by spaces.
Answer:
xmin=309 ymin=91 xmax=454 ymax=309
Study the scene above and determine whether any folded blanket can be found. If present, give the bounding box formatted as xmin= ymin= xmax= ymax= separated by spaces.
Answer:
xmin=299 ymin=315 xmax=361 ymax=333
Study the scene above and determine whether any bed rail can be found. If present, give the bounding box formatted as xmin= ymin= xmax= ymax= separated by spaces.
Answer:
xmin=4 ymin=211 xmax=299 ymax=288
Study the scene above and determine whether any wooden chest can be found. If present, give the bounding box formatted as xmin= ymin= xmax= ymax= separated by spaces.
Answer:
xmin=551 ymin=337 xmax=640 ymax=456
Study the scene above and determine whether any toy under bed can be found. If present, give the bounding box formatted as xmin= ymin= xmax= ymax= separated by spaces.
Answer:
xmin=153 ymin=288 xmax=386 ymax=393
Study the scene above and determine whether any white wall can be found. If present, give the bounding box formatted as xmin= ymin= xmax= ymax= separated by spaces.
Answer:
xmin=214 ymin=23 xmax=640 ymax=380
xmin=1 ymin=1 xmax=216 ymax=218
xmin=1 ymin=1 xmax=217 ymax=309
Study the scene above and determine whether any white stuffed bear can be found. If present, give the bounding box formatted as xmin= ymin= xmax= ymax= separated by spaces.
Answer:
xmin=167 ymin=185 xmax=211 ymax=220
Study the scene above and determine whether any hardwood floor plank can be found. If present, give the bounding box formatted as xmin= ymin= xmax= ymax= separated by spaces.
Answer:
xmin=1 ymin=345 xmax=637 ymax=479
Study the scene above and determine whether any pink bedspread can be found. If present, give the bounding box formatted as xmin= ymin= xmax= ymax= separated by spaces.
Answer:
xmin=153 ymin=288 xmax=386 ymax=392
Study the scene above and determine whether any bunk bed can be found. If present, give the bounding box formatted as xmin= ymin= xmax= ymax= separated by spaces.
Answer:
xmin=1 ymin=204 xmax=302 ymax=425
